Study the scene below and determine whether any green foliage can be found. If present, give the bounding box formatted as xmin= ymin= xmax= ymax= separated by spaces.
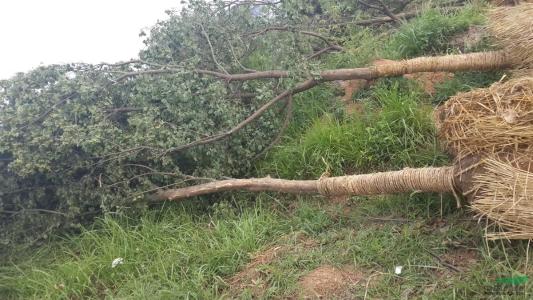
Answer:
xmin=0 ymin=0 xmax=351 ymax=248
xmin=324 ymin=28 xmax=383 ymax=68
xmin=384 ymin=6 xmax=485 ymax=59
xmin=261 ymin=78 xmax=448 ymax=179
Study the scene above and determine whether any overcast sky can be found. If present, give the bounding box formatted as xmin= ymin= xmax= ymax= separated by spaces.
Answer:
xmin=0 ymin=0 xmax=181 ymax=79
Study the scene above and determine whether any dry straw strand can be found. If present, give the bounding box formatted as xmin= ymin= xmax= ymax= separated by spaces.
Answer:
xmin=488 ymin=3 xmax=533 ymax=69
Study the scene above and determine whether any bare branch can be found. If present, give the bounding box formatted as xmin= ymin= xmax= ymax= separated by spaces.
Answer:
xmin=375 ymin=0 xmax=401 ymax=23
xmin=359 ymin=0 xmax=400 ymax=23
xmin=106 ymin=164 xmax=216 ymax=188
xmin=306 ymin=45 xmax=343 ymax=60
xmin=246 ymin=26 xmax=343 ymax=50
xmin=199 ymin=23 xmax=229 ymax=74
xmin=103 ymin=107 xmax=143 ymax=114
xmin=19 ymin=91 xmax=79 ymax=129
xmin=149 ymin=166 xmax=454 ymax=201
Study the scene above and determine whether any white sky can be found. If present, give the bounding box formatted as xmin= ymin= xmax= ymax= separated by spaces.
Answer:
xmin=0 ymin=0 xmax=181 ymax=79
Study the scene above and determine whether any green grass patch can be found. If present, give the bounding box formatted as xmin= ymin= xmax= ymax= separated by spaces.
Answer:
xmin=0 ymin=202 xmax=293 ymax=299
xmin=260 ymin=78 xmax=448 ymax=179
xmin=384 ymin=6 xmax=485 ymax=59
xmin=432 ymin=70 xmax=504 ymax=104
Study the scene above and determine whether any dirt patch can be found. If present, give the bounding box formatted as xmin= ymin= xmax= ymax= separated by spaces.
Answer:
xmin=442 ymin=248 xmax=478 ymax=270
xmin=403 ymin=72 xmax=454 ymax=96
xmin=449 ymin=26 xmax=485 ymax=52
xmin=297 ymin=265 xmax=364 ymax=299
xmin=226 ymin=233 xmax=317 ymax=298
xmin=336 ymin=79 xmax=368 ymax=114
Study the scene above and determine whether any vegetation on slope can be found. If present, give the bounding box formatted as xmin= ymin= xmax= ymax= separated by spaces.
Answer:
xmin=2 ymin=1 xmax=531 ymax=299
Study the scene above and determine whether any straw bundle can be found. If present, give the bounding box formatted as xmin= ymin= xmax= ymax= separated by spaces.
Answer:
xmin=435 ymin=77 xmax=533 ymax=158
xmin=471 ymin=156 xmax=533 ymax=239
xmin=488 ymin=3 xmax=533 ymax=68
xmin=434 ymin=77 xmax=533 ymax=239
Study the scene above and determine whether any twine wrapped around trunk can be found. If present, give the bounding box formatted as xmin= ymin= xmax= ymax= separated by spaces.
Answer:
xmin=317 ymin=167 xmax=455 ymax=196
xmin=373 ymin=51 xmax=510 ymax=77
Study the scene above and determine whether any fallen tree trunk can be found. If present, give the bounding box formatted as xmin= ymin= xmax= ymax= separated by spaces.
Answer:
xmin=150 ymin=167 xmax=455 ymax=201
xmin=118 ymin=51 xmax=511 ymax=82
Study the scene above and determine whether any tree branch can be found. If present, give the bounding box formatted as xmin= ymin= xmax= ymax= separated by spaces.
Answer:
xmin=160 ymin=78 xmax=319 ymax=156
xmin=106 ymin=51 xmax=510 ymax=158
xmin=246 ymin=26 xmax=343 ymax=50
xmin=149 ymin=166 xmax=454 ymax=201
xmin=199 ymin=23 xmax=229 ymax=74
xmin=359 ymin=0 xmax=400 ymax=23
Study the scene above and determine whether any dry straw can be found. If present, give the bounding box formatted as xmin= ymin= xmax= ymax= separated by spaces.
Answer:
xmin=471 ymin=157 xmax=533 ymax=240
xmin=436 ymin=77 xmax=533 ymax=159
xmin=487 ymin=3 xmax=533 ymax=69
xmin=435 ymin=77 xmax=533 ymax=239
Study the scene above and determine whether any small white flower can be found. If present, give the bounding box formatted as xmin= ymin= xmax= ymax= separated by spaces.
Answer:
xmin=111 ymin=257 xmax=124 ymax=268
xmin=394 ymin=266 xmax=403 ymax=275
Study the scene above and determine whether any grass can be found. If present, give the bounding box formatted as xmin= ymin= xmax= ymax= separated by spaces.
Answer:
xmin=5 ymin=194 xmax=533 ymax=299
xmin=0 ymin=201 xmax=293 ymax=299
xmin=383 ymin=5 xmax=485 ymax=59
xmin=260 ymin=78 xmax=448 ymax=179
xmin=4 ymin=2 xmax=532 ymax=299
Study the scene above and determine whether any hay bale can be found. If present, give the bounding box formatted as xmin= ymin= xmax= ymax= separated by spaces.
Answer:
xmin=435 ymin=77 xmax=533 ymax=159
xmin=488 ymin=3 xmax=533 ymax=68
xmin=471 ymin=156 xmax=533 ymax=239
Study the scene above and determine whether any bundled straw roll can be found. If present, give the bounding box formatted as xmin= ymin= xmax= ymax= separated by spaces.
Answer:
xmin=435 ymin=77 xmax=533 ymax=158
xmin=470 ymin=155 xmax=533 ymax=239
xmin=487 ymin=3 xmax=533 ymax=68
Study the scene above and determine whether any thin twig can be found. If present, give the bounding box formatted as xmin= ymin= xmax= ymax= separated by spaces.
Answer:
xmin=199 ymin=23 xmax=229 ymax=74
xmin=425 ymin=249 xmax=461 ymax=272
xmin=159 ymin=78 xmax=318 ymax=156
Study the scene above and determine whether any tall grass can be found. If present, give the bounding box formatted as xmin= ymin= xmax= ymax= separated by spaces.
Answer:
xmin=0 ymin=203 xmax=291 ymax=299
xmin=260 ymin=78 xmax=448 ymax=179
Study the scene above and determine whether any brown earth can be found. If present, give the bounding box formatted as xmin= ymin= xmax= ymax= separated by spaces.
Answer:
xmin=442 ymin=247 xmax=478 ymax=271
xmin=449 ymin=26 xmax=485 ymax=52
xmin=296 ymin=265 xmax=365 ymax=299
xmin=336 ymin=79 xmax=368 ymax=114
xmin=225 ymin=233 xmax=317 ymax=298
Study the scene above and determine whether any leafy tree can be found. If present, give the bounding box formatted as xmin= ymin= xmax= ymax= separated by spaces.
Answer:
xmin=0 ymin=0 xmax=345 ymax=247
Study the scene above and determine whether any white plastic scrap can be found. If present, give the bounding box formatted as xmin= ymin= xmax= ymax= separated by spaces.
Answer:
xmin=395 ymin=266 xmax=403 ymax=275
xmin=111 ymin=257 xmax=124 ymax=268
